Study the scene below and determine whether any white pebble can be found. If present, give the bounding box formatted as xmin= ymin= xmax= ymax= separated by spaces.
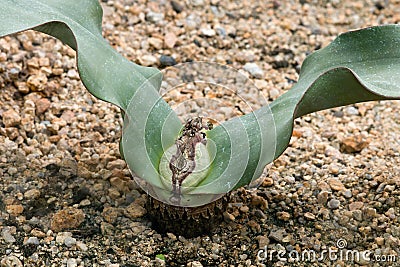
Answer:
xmin=25 ymin=237 xmax=40 ymax=245
xmin=243 ymin=63 xmax=264 ymax=79
xmin=64 ymin=236 xmax=77 ymax=247
xmin=66 ymin=258 xmax=77 ymax=267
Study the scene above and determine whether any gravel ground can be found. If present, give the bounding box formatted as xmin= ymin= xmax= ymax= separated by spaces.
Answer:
xmin=1 ymin=0 xmax=400 ymax=266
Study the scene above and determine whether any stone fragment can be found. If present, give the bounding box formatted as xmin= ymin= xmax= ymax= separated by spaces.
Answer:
xmin=35 ymin=98 xmax=51 ymax=114
xmin=171 ymin=1 xmax=183 ymax=13
xmin=159 ymin=55 xmax=176 ymax=67
xmin=269 ymin=228 xmax=286 ymax=243
xmin=243 ymin=62 xmax=264 ymax=79
xmin=191 ymin=0 xmax=204 ymax=6
xmin=102 ymin=206 xmax=121 ymax=224
xmin=124 ymin=199 xmax=146 ymax=219
xmin=108 ymin=188 xmax=120 ymax=200
xmin=64 ymin=236 xmax=77 ymax=247
xmin=2 ymin=109 xmax=21 ymax=127
xmin=148 ymin=37 xmax=163 ymax=50
xmin=352 ymin=210 xmax=363 ymax=221
xmin=16 ymin=81 xmax=30 ymax=93
xmin=66 ymin=258 xmax=78 ymax=267
xmin=27 ymin=72 xmax=47 ymax=91
xmin=223 ymin=211 xmax=235 ymax=222
xmin=67 ymin=69 xmax=79 ymax=79
xmin=340 ymin=135 xmax=370 ymax=153
xmin=24 ymin=237 xmax=39 ymax=245
xmin=348 ymin=201 xmax=364 ymax=211
xmin=276 ymin=211 xmax=291 ymax=221
xmin=146 ymin=11 xmax=164 ymax=23
xmin=346 ymin=106 xmax=359 ymax=115
xmin=1 ymin=227 xmax=16 ymax=243
xmin=327 ymin=199 xmax=340 ymax=209
xmin=51 ymin=207 xmax=85 ymax=232
xmin=56 ymin=232 xmax=72 ymax=244
xmin=257 ymin=235 xmax=270 ymax=248
xmin=363 ymin=207 xmax=377 ymax=220
xmin=6 ymin=204 xmax=24 ymax=216
xmin=327 ymin=178 xmax=346 ymax=191
xmin=262 ymin=177 xmax=274 ymax=187
xmin=5 ymin=127 xmax=18 ymax=140
xmin=24 ymin=189 xmax=40 ymax=200
xmin=107 ymin=159 xmax=126 ymax=170
xmin=187 ymin=261 xmax=203 ymax=267
xmin=343 ymin=190 xmax=352 ymax=198
xmin=164 ymin=32 xmax=177 ymax=48
xmin=138 ymin=55 xmax=158 ymax=66
xmin=0 ymin=255 xmax=23 ymax=267
xmin=250 ymin=195 xmax=268 ymax=209
xmin=200 ymin=28 xmax=216 ymax=37
xmin=59 ymin=157 xmax=78 ymax=178
xmin=100 ymin=222 xmax=115 ymax=235
xmin=375 ymin=237 xmax=384 ymax=246
xmin=304 ymin=212 xmax=316 ymax=220
xmin=269 ymin=88 xmax=280 ymax=98
xmin=30 ymin=229 xmax=46 ymax=237
xmin=61 ymin=110 xmax=75 ymax=123
xmin=76 ymin=241 xmax=88 ymax=252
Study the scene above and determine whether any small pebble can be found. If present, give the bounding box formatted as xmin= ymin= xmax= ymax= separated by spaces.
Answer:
xmin=191 ymin=0 xmax=204 ymax=6
xmin=0 ymin=255 xmax=23 ymax=267
xmin=170 ymin=1 xmax=183 ymax=13
xmin=124 ymin=201 xmax=147 ymax=219
xmin=5 ymin=204 xmax=24 ymax=216
xmin=346 ymin=106 xmax=359 ymax=115
xmin=352 ymin=210 xmax=363 ymax=221
xmin=24 ymin=189 xmax=41 ymax=199
xmin=223 ymin=211 xmax=235 ymax=222
xmin=159 ymin=55 xmax=176 ymax=67
xmin=25 ymin=237 xmax=40 ymax=245
xmin=2 ymin=109 xmax=21 ymax=127
xmin=1 ymin=228 xmax=16 ymax=243
xmin=146 ymin=11 xmax=164 ymax=23
xmin=64 ymin=236 xmax=77 ymax=247
xmin=327 ymin=199 xmax=340 ymax=209
xmin=327 ymin=178 xmax=345 ymax=191
xmin=269 ymin=229 xmax=287 ymax=243
xmin=343 ymin=190 xmax=352 ymax=198
xmin=375 ymin=237 xmax=385 ymax=246
xmin=243 ymin=62 xmax=264 ymax=79
xmin=138 ymin=55 xmax=158 ymax=66
xmin=164 ymin=32 xmax=178 ymax=48
xmin=276 ymin=211 xmax=291 ymax=221
xmin=76 ymin=241 xmax=88 ymax=252
xmin=56 ymin=232 xmax=73 ymax=244
xmin=66 ymin=258 xmax=78 ymax=267
xmin=201 ymin=28 xmax=216 ymax=37
xmin=348 ymin=201 xmax=364 ymax=211
xmin=187 ymin=261 xmax=203 ymax=267
xmin=304 ymin=212 xmax=316 ymax=220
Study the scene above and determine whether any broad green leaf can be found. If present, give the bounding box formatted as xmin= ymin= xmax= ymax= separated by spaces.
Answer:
xmin=270 ymin=26 xmax=400 ymax=159
xmin=206 ymin=25 xmax=400 ymax=192
xmin=0 ymin=0 xmax=182 ymax=193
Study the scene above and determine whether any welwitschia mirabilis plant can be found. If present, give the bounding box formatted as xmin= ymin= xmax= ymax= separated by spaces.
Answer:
xmin=1 ymin=0 xmax=400 ymax=207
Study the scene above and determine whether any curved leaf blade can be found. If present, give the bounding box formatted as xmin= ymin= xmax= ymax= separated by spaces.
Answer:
xmin=0 ymin=0 xmax=183 ymax=194
xmin=271 ymin=25 xmax=400 ymax=159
